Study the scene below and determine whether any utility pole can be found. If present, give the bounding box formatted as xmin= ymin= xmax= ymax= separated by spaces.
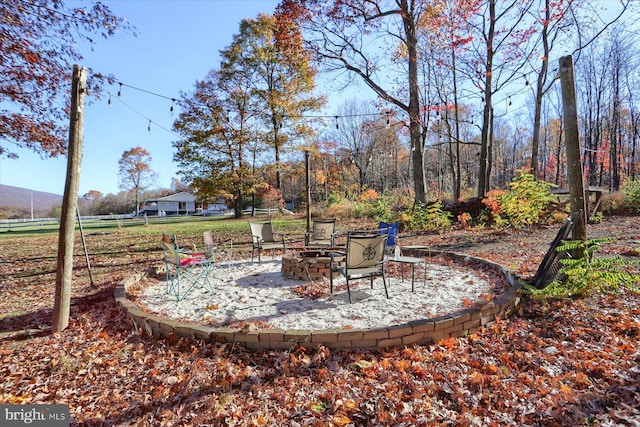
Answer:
xmin=305 ymin=150 xmax=311 ymax=232
xmin=559 ymin=56 xmax=587 ymax=243
xmin=52 ymin=65 xmax=86 ymax=333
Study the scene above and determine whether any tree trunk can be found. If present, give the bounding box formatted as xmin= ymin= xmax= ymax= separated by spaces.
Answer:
xmin=559 ymin=56 xmax=587 ymax=243
xmin=402 ymin=0 xmax=427 ymax=205
xmin=530 ymin=0 xmax=551 ymax=179
xmin=478 ymin=0 xmax=496 ymax=198
xmin=52 ymin=65 xmax=86 ymax=333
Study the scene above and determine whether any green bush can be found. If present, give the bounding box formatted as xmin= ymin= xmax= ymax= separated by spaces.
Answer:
xmin=401 ymin=201 xmax=452 ymax=231
xmin=622 ymin=177 xmax=640 ymax=213
xmin=495 ymin=169 xmax=556 ymax=229
xmin=524 ymin=238 xmax=640 ymax=299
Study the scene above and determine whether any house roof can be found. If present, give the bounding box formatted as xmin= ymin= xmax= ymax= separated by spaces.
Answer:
xmin=147 ymin=192 xmax=196 ymax=203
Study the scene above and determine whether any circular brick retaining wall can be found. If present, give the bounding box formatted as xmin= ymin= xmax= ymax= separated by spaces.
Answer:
xmin=114 ymin=250 xmax=522 ymax=351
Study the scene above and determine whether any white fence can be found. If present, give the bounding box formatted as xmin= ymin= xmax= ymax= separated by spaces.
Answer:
xmin=0 ymin=208 xmax=297 ymax=232
xmin=0 ymin=212 xmax=235 ymax=232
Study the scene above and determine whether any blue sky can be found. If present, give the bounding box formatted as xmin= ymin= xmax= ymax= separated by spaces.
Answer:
xmin=1 ymin=0 xmax=324 ymax=196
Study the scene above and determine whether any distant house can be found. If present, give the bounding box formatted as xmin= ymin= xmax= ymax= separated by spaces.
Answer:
xmin=140 ymin=192 xmax=199 ymax=216
xmin=139 ymin=192 xmax=228 ymax=216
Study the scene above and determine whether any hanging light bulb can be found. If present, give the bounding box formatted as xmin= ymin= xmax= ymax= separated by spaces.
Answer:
xmin=147 ymin=120 xmax=152 ymax=133
xmin=170 ymin=99 xmax=175 ymax=114
xmin=335 ymin=116 xmax=339 ymax=129
xmin=508 ymin=96 xmax=512 ymax=107
xmin=107 ymin=95 xmax=112 ymax=108
xmin=117 ymin=83 xmax=122 ymax=97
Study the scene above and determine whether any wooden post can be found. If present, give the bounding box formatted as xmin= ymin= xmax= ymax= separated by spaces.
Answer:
xmin=559 ymin=56 xmax=587 ymax=243
xmin=305 ymin=150 xmax=311 ymax=232
xmin=52 ymin=65 xmax=86 ymax=333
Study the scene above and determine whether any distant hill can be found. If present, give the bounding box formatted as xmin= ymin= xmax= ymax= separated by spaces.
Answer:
xmin=0 ymin=184 xmax=63 ymax=218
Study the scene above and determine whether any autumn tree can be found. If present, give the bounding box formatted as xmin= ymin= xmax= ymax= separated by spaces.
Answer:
xmin=0 ymin=0 xmax=132 ymax=159
xmin=173 ymin=70 xmax=258 ymax=218
xmin=80 ymin=190 xmax=103 ymax=215
xmin=118 ymin=147 xmax=157 ymax=215
xmin=170 ymin=178 xmax=191 ymax=193
xmin=225 ymin=13 xmax=325 ymax=190
xmin=276 ymin=0 xmax=431 ymax=204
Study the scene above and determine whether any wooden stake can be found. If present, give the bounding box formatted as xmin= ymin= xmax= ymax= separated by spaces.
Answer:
xmin=52 ymin=65 xmax=86 ymax=333
xmin=305 ymin=150 xmax=311 ymax=232
xmin=559 ymin=55 xmax=587 ymax=243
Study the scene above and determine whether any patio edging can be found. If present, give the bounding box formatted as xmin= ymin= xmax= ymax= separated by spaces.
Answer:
xmin=114 ymin=251 xmax=522 ymax=351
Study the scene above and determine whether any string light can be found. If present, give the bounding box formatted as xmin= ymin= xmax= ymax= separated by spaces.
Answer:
xmin=108 ymin=77 xmax=551 ymax=140
xmin=105 ymin=76 xmax=540 ymax=139
xmin=104 ymin=89 xmax=180 ymax=137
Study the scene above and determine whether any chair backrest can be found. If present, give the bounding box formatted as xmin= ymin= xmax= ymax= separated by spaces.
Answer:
xmin=162 ymin=233 xmax=180 ymax=266
xmin=203 ymin=230 xmax=215 ymax=251
xmin=345 ymin=231 xmax=388 ymax=270
xmin=249 ymin=221 xmax=274 ymax=243
xmin=311 ymin=218 xmax=336 ymax=242
xmin=379 ymin=221 xmax=398 ymax=247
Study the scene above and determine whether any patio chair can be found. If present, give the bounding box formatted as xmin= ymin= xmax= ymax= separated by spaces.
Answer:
xmin=530 ymin=211 xmax=582 ymax=289
xmin=203 ymin=230 xmax=233 ymax=270
xmin=248 ymin=220 xmax=287 ymax=264
xmin=162 ymin=233 xmax=213 ymax=301
xmin=305 ymin=218 xmax=337 ymax=249
xmin=329 ymin=229 xmax=390 ymax=303
xmin=379 ymin=221 xmax=399 ymax=256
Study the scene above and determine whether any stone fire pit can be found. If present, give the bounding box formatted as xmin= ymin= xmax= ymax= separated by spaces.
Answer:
xmin=281 ymin=249 xmax=345 ymax=281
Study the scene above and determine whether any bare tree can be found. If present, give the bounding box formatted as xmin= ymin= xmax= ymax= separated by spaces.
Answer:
xmin=277 ymin=0 xmax=430 ymax=204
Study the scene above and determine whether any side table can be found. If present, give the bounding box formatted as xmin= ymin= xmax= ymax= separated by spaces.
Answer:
xmin=387 ymin=254 xmax=427 ymax=292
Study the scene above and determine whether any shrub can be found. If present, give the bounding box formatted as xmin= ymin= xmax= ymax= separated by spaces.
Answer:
xmin=358 ymin=189 xmax=379 ymax=203
xmin=524 ymin=237 xmax=640 ymax=299
xmin=622 ymin=177 xmax=640 ymax=213
xmin=402 ymin=201 xmax=452 ymax=231
xmin=485 ymin=169 xmax=556 ymax=229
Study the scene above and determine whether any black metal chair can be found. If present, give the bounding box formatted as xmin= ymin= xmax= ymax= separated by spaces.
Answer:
xmin=329 ymin=229 xmax=389 ymax=303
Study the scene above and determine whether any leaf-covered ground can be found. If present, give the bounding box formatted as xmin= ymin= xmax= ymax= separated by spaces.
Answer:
xmin=1 ymin=216 xmax=639 ymax=426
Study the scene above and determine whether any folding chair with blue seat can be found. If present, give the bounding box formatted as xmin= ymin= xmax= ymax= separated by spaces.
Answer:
xmin=162 ymin=233 xmax=214 ymax=301
xmin=379 ymin=222 xmax=428 ymax=292
xmin=329 ymin=228 xmax=390 ymax=304
xmin=379 ymin=221 xmax=399 ymax=256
